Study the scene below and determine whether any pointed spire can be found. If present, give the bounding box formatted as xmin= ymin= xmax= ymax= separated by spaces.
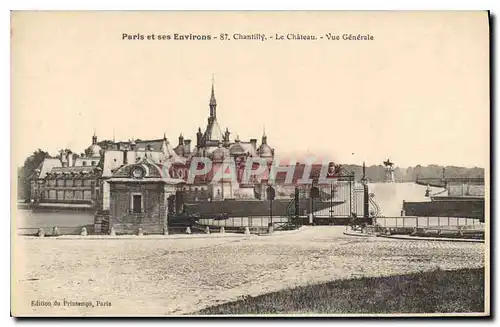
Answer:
xmin=209 ymin=74 xmax=217 ymax=118
xmin=163 ymin=132 xmax=167 ymax=140
xmin=262 ymin=125 xmax=267 ymax=144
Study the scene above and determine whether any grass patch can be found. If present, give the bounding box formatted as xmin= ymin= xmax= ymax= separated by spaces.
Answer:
xmin=194 ymin=268 xmax=484 ymax=315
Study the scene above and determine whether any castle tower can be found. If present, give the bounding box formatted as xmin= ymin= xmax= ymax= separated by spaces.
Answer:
xmin=383 ymin=159 xmax=395 ymax=183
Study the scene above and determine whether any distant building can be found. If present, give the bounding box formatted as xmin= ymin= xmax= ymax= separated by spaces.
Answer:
xmin=28 ymin=133 xmax=181 ymax=210
xmin=169 ymin=81 xmax=275 ymax=200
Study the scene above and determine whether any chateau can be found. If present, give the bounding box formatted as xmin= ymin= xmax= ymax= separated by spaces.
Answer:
xmin=28 ymin=80 xmax=281 ymax=210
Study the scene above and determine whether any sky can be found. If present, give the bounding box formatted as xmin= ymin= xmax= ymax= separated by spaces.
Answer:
xmin=11 ymin=11 xmax=489 ymax=168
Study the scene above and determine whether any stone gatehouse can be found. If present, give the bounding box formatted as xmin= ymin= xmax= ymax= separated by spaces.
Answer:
xmin=106 ymin=159 xmax=184 ymax=235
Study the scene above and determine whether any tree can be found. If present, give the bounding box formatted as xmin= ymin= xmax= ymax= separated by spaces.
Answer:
xmin=21 ymin=149 xmax=51 ymax=201
xmin=72 ymin=152 xmax=80 ymax=162
xmin=23 ymin=149 xmax=50 ymax=176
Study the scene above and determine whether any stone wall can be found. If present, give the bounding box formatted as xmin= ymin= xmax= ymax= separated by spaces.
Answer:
xmin=403 ymin=199 xmax=484 ymax=220
xmin=448 ymin=183 xmax=485 ymax=197
xmin=109 ymin=183 xmax=167 ymax=234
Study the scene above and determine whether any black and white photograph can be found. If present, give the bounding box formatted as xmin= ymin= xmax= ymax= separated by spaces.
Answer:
xmin=9 ymin=11 xmax=490 ymax=317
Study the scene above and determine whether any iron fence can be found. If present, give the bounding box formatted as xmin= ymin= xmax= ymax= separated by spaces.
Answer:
xmin=371 ymin=216 xmax=485 ymax=239
xmin=374 ymin=216 xmax=483 ymax=229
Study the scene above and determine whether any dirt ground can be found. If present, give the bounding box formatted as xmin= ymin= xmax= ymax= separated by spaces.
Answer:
xmin=12 ymin=226 xmax=485 ymax=316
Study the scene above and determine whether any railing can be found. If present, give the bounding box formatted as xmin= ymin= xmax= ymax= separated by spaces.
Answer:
xmin=197 ymin=216 xmax=290 ymax=228
xmin=374 ymin=216 xmax=482 ymax=229
xmin=17 ymin=225 xmax=95 ymax=236
xmin=195 ymin=216 xmax=302 ymax=234
xmin=372 ymin=216 xmax=484 ymax=239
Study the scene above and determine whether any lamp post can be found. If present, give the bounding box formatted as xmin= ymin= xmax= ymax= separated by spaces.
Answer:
xmin=310 ymin=180 xmax=319 ymax=225
xmin=266 ymin=184 xmax=275 ymax=227
xmin=361 ymin=162 xmax=369 ymax=219
xmin=294 ymin=186 xmax=300 ymax=225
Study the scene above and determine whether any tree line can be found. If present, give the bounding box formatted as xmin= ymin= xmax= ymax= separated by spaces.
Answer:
xmin=341 ymin=164 xmax=484 ymax=182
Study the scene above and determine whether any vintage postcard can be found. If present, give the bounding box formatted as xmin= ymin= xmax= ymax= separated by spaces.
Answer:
xmin=10 ymin=11 xmax=490 ymax=317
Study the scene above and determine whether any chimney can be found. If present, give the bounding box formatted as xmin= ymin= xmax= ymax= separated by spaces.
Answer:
xmin=184 ymin=139 xmax=191 ymax=155
xmin=67 ymin=151 xmax=73 ymax=167
xmin=60 ymin=151 xmax=68 ymax=167
xmin=250 ymin=139 xmax=257 ymax=151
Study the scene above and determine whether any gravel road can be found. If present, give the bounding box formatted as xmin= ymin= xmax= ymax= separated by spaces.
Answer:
xmin=13 ymin=226 xmax=485 ymax=316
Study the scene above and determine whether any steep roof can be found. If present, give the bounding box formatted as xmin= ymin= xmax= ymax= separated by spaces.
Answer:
xmin=101 ymin=150 xmax=125 ymax=177
xmin=134 ymin=139 xmax=165 ymax=152
xmin=98 ymin=138 xmax=166 ymax=152
xmin=163 ymin=140 xmax=187 ymax=164
xmin=203 ymin=118 xmax=224 ymax=142
xmin=32 ymin=158 xmax=61 ymax=180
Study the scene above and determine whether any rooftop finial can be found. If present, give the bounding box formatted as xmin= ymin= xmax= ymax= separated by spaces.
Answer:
xmin=92 ymin=129 xmax=97 ymax=145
